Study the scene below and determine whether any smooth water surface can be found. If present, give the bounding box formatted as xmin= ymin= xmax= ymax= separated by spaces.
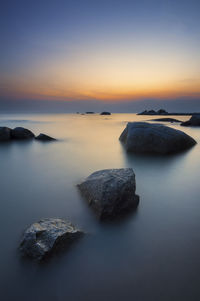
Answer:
xmin=0 ymin=113 xmax=200 ymax=301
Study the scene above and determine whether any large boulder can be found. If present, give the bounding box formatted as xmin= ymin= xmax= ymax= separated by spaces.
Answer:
xmin=11 ymin=127 xmax=35 ymax=139
xmin=0 ymin=127 xmax=11 ymax=141
xmin=20 ymin=218 xmax=83 ymax=260
xmin=119 ymin=122 xmax=196 ymax=154
xmin=181 ymin=115 xmax=200 ymax=126
xmin=35 ymin=133 xmax=56 ymax=141
xmin=77 ymin=168 xmax=139 ymax=219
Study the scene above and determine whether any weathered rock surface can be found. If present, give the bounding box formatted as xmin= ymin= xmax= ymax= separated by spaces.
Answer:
xmin=0 ymin=127 xmax=11 ymax=141
xmin=119 ymin=122 xmax=196 ymax=154
xmin=150 ymin=118 xmax=181 ymax=123
xmin=35 ymin=133 xmax=56 ymax=141
xmin=20 ymin=218 xmax=83 ymax=260
xmin=11 ymin=127 xmax=35 ymax=139
xmin=181 ymin=115 xmax=200 ymax=126
xmin=77 ymin=168 xmax=139 ymax=219
xmin=100 ymin=111 xmax=111 ymax=115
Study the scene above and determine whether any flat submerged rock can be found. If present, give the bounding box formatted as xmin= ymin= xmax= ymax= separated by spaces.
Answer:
xmin=78 ymin=168 xmax=139 ymax=219
xmin=181 ymin=115 xmax=200 ymax=126
xmin=20 ymin=218 xmax=83 ymax=260
xmin=119 ymin=122 xmax=196 ymax=154
xmin=150 ymin=118 xmax=181 ymax=123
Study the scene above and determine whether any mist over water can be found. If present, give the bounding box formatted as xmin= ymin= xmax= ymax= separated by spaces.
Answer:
xmin=0 ymin=113 xmax=200 ymax=301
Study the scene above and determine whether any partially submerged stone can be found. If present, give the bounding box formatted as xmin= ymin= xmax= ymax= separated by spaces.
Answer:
xmin=35 ymin=133 xmax=56 ymax=141
xmin=150 ymin=118 xmax=181 ymax=123
xmin=119 ymin=122 xmax=196 ymax=154
xmin=181 ymin=115 xmax=200 ymax=126
xmin=20 ymin=218 xmax=83 ymax=260
xmin=11 ymin=127 xmax=35 ymax=139
xmin=0 ymin=127 xmax=11 ymax=141
xmin=78 ymin=168 xmax=139 ymax=219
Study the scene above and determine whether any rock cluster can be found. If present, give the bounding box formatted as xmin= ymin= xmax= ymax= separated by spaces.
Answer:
xmin=138 ymin=109 xmax=168 ymax=115
xmin=0 ymin=127 xmax=55 ymax=142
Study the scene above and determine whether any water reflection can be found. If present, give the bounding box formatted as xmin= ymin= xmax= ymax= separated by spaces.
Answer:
xmin=0 ymin=113 xmax=200 ymax=301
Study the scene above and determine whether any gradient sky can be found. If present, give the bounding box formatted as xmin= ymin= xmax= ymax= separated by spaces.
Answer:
xmin=0 ymin=0 xmax=200 ymax=112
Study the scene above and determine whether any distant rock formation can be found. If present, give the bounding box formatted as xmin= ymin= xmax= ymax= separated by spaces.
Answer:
xmin=181 ymin=115 xmax=200 ymax=127
xmin=35 ymin=133 xmax=56 ymax=141
xmin=138 ymin=110 xmax=200 ymax=116
xmin=86 ymin=112 xmax=95 ymax=114
xmin=138 ymin=109 xmax=168 ymax=115
xmin=100 ymin=111 xmax=111 ymax=115
xmin=20 ymin=218 xmax=83 ymax=260
xmin=119 ymin=122 xmax=196 ymax=154
xmin=77 ymin=168 xmax=139 ymax=219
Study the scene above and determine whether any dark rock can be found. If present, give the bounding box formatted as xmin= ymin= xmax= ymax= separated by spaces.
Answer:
xmin=11 ymin=127 xmax=35 ymax=139
xmin=138 ymin=110 xmax=156 ymax=115
xmin=86 ymin=112 xmax=95 ymax=114
xmin=20 ymin=218 xmax=83 ymax=260
xmin=157 ymin=109 xmax=168 ymax=115
xmin=119 ymin=122 xmax=196 ymax=154
xmin=181 ymin=115 xmax=200 ymax=126
xmin=138 ymin=109 xmax=168 ymax=115
xmin=35 ymin=133 xmax=56 ymax=141
xmin=100 ymin=112 xmax=111 ymax=115
xmin=0 ymin=127 xmax=11 ymax=141
xmin=150 ymin=118 xmax=181 ymax=123
xmin=77 ymin=168 xmax=139 ymax=219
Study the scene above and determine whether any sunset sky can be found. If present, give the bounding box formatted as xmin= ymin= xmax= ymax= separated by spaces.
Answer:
xmin=0 ymin=0 xmax=200 ymax=112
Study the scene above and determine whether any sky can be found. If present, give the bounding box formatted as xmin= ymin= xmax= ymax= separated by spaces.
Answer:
xmin=0 ymin=0 xmax=200 ymax=112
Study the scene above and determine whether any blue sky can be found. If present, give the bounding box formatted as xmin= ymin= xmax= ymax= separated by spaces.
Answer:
xmin=0 ymin=0 xmax=200 ymax=112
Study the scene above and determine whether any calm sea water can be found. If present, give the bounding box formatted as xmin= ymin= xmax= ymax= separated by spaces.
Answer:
xmin=0 ymin=113 xmax=200 ymax=301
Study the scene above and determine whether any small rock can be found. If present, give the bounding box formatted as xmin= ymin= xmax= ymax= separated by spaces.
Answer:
xmin=77 ymin=168 xmax=139 ymax=219
xmin=100 ymin=112 xmax=111 ymax=115
xmin=20 ymin=218 xmax=83 ymax=260
xmin=0 ymin=127 xmax=11 ymax=141
xmin=35 ymin=133 xmax=56 ymax=141
xmin=11 ymin=127 xmax=35 ymax=139
xmin=119 ymin=122 xmax=196 ymax=154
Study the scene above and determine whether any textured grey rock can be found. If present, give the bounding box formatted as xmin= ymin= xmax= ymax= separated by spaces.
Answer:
xmin=20 ymin=218 xmax=83 ymax=260
xmin=0 ymin=127 xmax=11 ymax=141
xmin=119 ymin=122 xmax=196 ymax=154
xmin=77 ymin=168 xmax=139 ymax=219
xmin=11 ymin=127 xmax=35 ymax=139
xmin=35 ymin=133 xmax=56 ymax=141
xmin=181 ymin=115 xmax=200 ymax=126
